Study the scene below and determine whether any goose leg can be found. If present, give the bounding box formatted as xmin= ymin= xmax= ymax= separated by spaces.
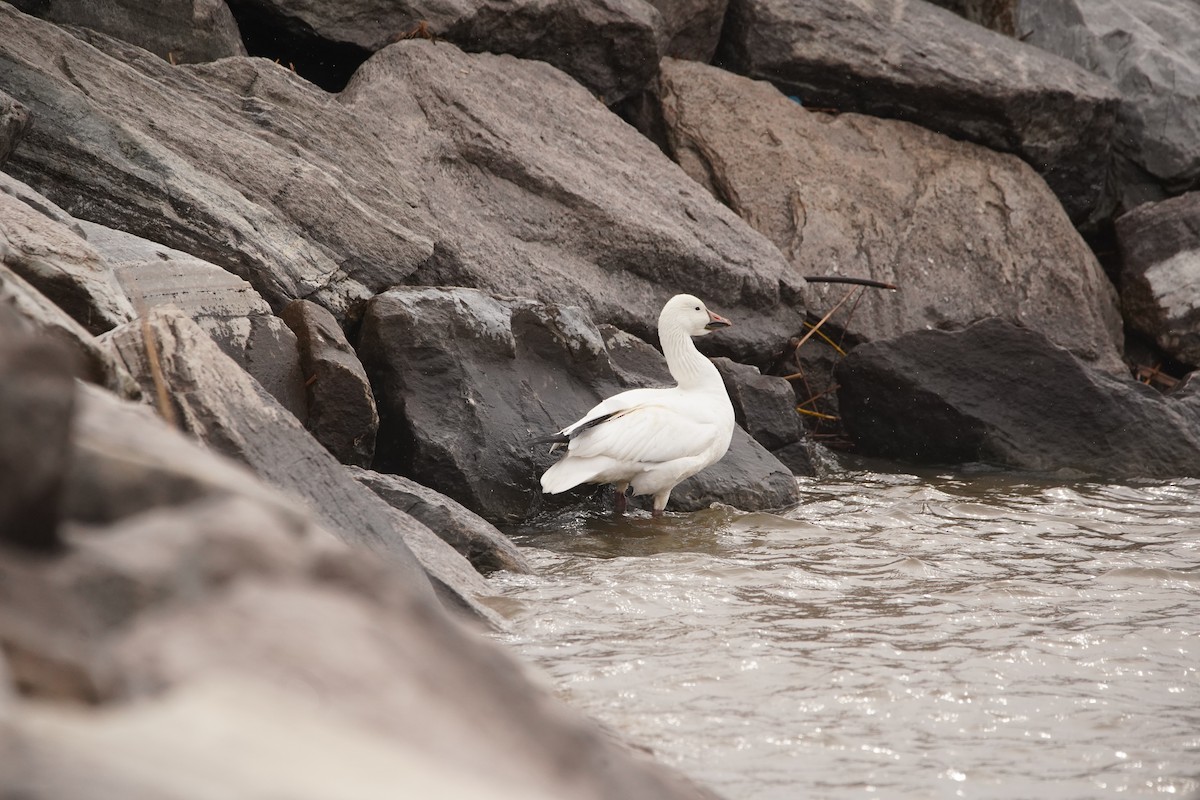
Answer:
xmin=613 ymin=482 xmax=629 ymax=515
xmin=651 ymin=491 xmax=670 ymax=518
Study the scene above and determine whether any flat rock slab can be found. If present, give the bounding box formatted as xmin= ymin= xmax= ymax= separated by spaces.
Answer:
xmin=99 ymin=308 xmax=468 ymax=605
xmin=653 ymin=58 xmax=1125 ymax=373
xmin=359 ymin=286 xmax=799 ymax=522
xmin=835 ymin=317 xmax=1200 ymax=477
xmin=1016 ymin=0 xmax=1200 ymax=210
xmin=281 ymin=299 xmax=378 ymax=466
xmin=351 ymin=467 xmax=532 ymax=575
xmin=1115 ymin=191 xmax=1200 ymax=368
xmin=3 ymin=9 xmax=805 ymax=365
xmin=717 ymin=0 xmax=1121 ymax=223
xmin=88 ymin=222 xmax=307 ymax=419
xmin=1 ymin=6 xmax=438 ymax=319
xmin=64 ymin=384 xmax=316 ymax=531
xmin=0 ymin=189 xmax=134 ymax=335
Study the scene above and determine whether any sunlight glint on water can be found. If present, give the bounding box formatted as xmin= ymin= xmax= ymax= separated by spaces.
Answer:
xmin=490 ymin=473 xmax=1200 ymax=800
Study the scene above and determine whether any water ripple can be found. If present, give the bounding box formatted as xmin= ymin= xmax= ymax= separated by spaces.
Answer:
xmin=492 ymin=473 xmax=1200 ymax=799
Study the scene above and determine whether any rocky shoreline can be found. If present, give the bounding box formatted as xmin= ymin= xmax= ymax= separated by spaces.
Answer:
xmin=1 ymin=0 xmax=1198 ymax=796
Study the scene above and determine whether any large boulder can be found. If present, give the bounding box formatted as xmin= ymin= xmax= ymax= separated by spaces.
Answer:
xmin=0 ymin=494 xmax=716 ymax=799
xmin=98 ymin=308 xmax=485 ymax=605
xmin=716 ymin=0 xmax=1121 ymax=224
xmin=1 ymin=9 xmax=802 ymax=363
xmin=9 ymin=0 xmax=247 ymax=64
xmin=64 ymin=383 xmax=315 ymax=532
xmin=281 ymin=299 xmax=378 ymax=466
xmin=84 ymin=221 xmax=307 ymax=418
xmin=228 ymin=0 xmax=661 ymax=102
xmin=652 ymin=58 xmax=1125 ymax=373
xmin=358 ymin=287 xmax=800 ymax=522
xmin=0 ymin=5 xmax=439 ymax=319
xmin=1115 ymin=192 xmax=1200 ymax=368
xmin=69 ymin=352 xmax=497 ymax=623
xmin=1014 ymin=0 xmax=1200 ymax=211
xmin=337 ymin=40 xmax=799 ymax=362
xmin=835 ymin=318 xmax=1200 ymax=477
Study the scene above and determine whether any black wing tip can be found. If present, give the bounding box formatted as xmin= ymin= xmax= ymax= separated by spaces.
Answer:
xmin=527 ymin=432 xmax=569 ymax=447
xmin=527 ymin=410 xmax=622 ymax=448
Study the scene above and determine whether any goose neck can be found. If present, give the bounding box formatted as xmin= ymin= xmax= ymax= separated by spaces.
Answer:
xmin=661 ymin=324 xmax=720 ymax=390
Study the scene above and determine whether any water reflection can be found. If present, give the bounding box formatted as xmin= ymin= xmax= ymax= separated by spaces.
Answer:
xmin=491 ymin=472 xmax=1200 ymax=799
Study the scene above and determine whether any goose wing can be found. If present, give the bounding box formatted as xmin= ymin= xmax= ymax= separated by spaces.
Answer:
xmin=567 ymin=401 xmax=721 ymax=465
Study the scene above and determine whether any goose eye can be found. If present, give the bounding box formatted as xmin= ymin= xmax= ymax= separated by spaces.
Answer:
xmin=694 ymin=306 xmax=701 ymax=311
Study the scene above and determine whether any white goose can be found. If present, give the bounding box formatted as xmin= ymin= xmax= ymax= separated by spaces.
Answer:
xmin=538 ymin=294 xmax=736 ymax=517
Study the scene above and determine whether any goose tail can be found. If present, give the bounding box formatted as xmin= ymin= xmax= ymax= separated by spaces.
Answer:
xmin=541 ymin=457 xmax=605 ymax=494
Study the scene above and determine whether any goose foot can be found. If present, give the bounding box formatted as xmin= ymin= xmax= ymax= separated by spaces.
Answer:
xmin=613 ymin=483 xmax=629 ymax=516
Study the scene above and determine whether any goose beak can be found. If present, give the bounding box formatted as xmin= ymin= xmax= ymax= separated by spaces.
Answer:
xmin=704 ymin=310 xmax=732 ymax=330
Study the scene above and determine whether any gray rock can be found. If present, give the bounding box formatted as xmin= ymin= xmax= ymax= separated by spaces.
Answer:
xmin=1014 ymin=0 xmax=1200 ymax=210
xmin=716 ymin=0 xmax=1121 ymax=224
xmin=652 ymin=58 xmax=1125 ymax=373
xmin=350 ymin=467 xmax=532 ymax=575
xmin=671 ymin=426 xmax=799 ymax=511
xmin=0 ymin=8 xmax=438 ymax=319
xmin=2 ymin=10 xmax=801 ymax=364
xmin=645 ymin=0 xmax=729 ymax=61
xmin=99 ymin=310 xmax=497 ymax=623
xmin=87 ymin=221 xmax=307 ymax=419
xmin=0 ymin=335 xmax=77 ymax=551
xmin=10 ymin=0 xmax=247 ymax=64
xmin=0 ymin=265 xmax=129 ymax=392
xmin=0 ymin=172 xmax=86 ymax=237
xmin=374 ymin=503 xmax=503 ymax=626
xmin=359 ymin=286 xmax=799 ymax=521
xmin=713 ymin=357 xmax=805 ymax=453
xmin=0 ymin=189 xmax=134 ymax=335
xmin=233 ymin=0 xmax=660 ymax=102
xmin=1115 ymin=191 xmax=1200 ymax=368
xmin=926 ymin=0 xmax=1018 ymax=34
xmin=2 ymin=679 xmax=569 ymax=799
xmin=0 ymin=90 xmax=29 ymax=167
xmin=281 ymin=299 xmax=378 ymax=466
xmin=0 ymin=500 xmax=716 ymax=800
xmin=99 ymin=309 xmax=436 ymax=588
xmin=338 ymin=40 xmax=800 ymax=364
xmin=63 ymin=383 xmax=315 ymax=532
xmin=835 ymin=318 xmax=1200 ymax=477
xmin=76 ymin=337 xmax=497 ymax=622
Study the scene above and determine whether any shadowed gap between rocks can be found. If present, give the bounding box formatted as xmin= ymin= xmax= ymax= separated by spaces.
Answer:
xmin=225 ymin=0 xmax=372 ymax=91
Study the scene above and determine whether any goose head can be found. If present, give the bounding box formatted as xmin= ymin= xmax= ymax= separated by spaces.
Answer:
xmin=660 ymin=294 xmax=732 ymax=338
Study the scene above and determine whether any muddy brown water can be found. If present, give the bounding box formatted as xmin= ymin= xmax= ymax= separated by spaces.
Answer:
xmin=490 ymin=470 xmax=1200 ymax=799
